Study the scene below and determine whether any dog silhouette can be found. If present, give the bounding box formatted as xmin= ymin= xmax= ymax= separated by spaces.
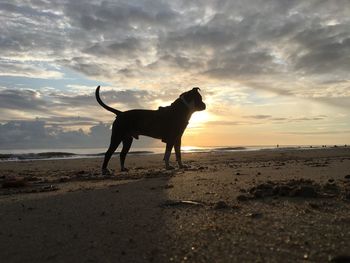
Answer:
xmin=96 ymin=86 xmax=206 ymax=173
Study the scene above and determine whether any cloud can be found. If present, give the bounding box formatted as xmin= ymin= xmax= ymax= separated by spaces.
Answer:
xmin=244 ymin=115 xmax=272 ymax=119
xmin=55 ymin=88 xmax=157 ymax=109
xmin=0 ymin=86 xmax=187 ymax=126
xmin=36 ymin=116 xmax=98 ymax=127
xmin=0 ymin=88 xmax=51 ymax=112
xmin=206 ymin=120 xmax=252 ymax=126
xmin=64 ymin=0 xmax=178 ymax=32
xmin=1 ymin=0 xmax=350 ymax=147
xmin=0 ymin=2 xmax=67 ymax=62
xmin=0 ymin=119 xmax=162 ymax=149
xmin=208 ymin=114 xmax=328 ymax=126
xmin=1 ymin=0 xmax=349 ymax=89
xmin=280 ymin=130 xmax=350 ymax=135
xmin=292 ymin=25 xmax=350 ymax=75
xmin=270 ymin=115 xmax=328 ymax=123
xmin=83 ymin=38 xmax=146 ymax=59
xmin=0 ymin=60 xmax=63 ymax=79
xmin=0 ymin=120 xmax=109 ymax=149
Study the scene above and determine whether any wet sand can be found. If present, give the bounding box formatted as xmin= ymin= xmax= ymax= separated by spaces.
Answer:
xmin=1 ymin=148 xmax=350 ymax=262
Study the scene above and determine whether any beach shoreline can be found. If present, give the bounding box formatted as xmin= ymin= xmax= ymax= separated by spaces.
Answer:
xmin=1 ymin=147 xmax=350 ymax=262
xmin=0 ymin=145 xmax=346 ymax=162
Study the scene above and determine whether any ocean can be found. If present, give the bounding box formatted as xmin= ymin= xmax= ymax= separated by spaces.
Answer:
xmin=0 ymin=145 xmax=328 ymax=162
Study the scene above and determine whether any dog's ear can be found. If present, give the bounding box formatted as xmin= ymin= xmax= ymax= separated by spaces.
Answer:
xmin=192 ymin=87 xmax=200 ymax=92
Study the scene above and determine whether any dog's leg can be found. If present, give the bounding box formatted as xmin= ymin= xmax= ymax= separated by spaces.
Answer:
xmin=120 ymin=136 xmax=133 ymax=172
xmin=102 ymin=124 xmax=122 ymax=175
xmin=163 ymin=142 xmax=174 ymax=170
xmin=102 ymin=139 xmax=121 ymax=175
xmin=174 ymin=136 xmax=186 ymax=168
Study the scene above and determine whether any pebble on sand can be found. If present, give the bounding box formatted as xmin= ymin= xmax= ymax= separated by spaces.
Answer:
xmin=213 ymin=201 xmax=229 ymax=210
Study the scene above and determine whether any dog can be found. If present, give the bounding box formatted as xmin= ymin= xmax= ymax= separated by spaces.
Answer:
xmin=95 ymin=86 xmax=206 ymax=173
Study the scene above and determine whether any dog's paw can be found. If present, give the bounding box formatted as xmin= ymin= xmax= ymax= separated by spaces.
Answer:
xmin=166 ymin=165 xmax=175 ymax=170
xmin=102 ymin=168 xmax=113 ymax=176
xmin=120 ymin=167 xmax=129 ymax=172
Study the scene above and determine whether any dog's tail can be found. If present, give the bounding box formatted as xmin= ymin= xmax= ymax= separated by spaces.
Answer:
xmin=95 ymin=86 xmax=122 ymax=115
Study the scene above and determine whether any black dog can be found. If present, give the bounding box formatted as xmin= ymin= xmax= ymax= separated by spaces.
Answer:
xmin=95 ymin=86 xmax=206 ymax=173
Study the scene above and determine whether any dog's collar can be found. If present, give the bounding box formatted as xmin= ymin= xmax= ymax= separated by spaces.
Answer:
xmin=180 ymin=95 xmax=191 ymax=108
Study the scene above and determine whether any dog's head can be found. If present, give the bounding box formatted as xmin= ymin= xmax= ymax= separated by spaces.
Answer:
xmin=180 ymin=87 xmax=206 ymax=112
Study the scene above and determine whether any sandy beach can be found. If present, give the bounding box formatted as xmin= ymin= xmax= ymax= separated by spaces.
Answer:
xmin=1 ymin=147 xmax=350 ymax=262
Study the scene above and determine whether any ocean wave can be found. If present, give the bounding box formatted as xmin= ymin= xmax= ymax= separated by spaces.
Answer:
xmin=1 ymin=145 xmax=329 ymax=162
xmin=211 ymin=147 xmax=247 ymax=151
xmin=0 ymin=150 xmax=155 ymax=161
xmin=0 ymin=152 xmax=77 ymax=161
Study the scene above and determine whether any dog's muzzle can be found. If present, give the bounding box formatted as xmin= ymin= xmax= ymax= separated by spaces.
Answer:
xmin=197 ymin=102 xmax=206 ymax=111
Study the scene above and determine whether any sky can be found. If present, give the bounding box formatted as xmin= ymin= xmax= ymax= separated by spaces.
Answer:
xmin=0 ymin=0 xmax=349 ymax=150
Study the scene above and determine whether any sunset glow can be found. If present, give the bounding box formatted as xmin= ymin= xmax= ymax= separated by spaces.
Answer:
xmin=188 ymin=111 xmax=211 ymax=129
xmin=0 ymin=1 xmax=349 ymax=149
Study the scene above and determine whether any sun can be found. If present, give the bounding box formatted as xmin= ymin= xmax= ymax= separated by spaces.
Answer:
xmin=188 ymin=110 xmax=210 ymax=128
